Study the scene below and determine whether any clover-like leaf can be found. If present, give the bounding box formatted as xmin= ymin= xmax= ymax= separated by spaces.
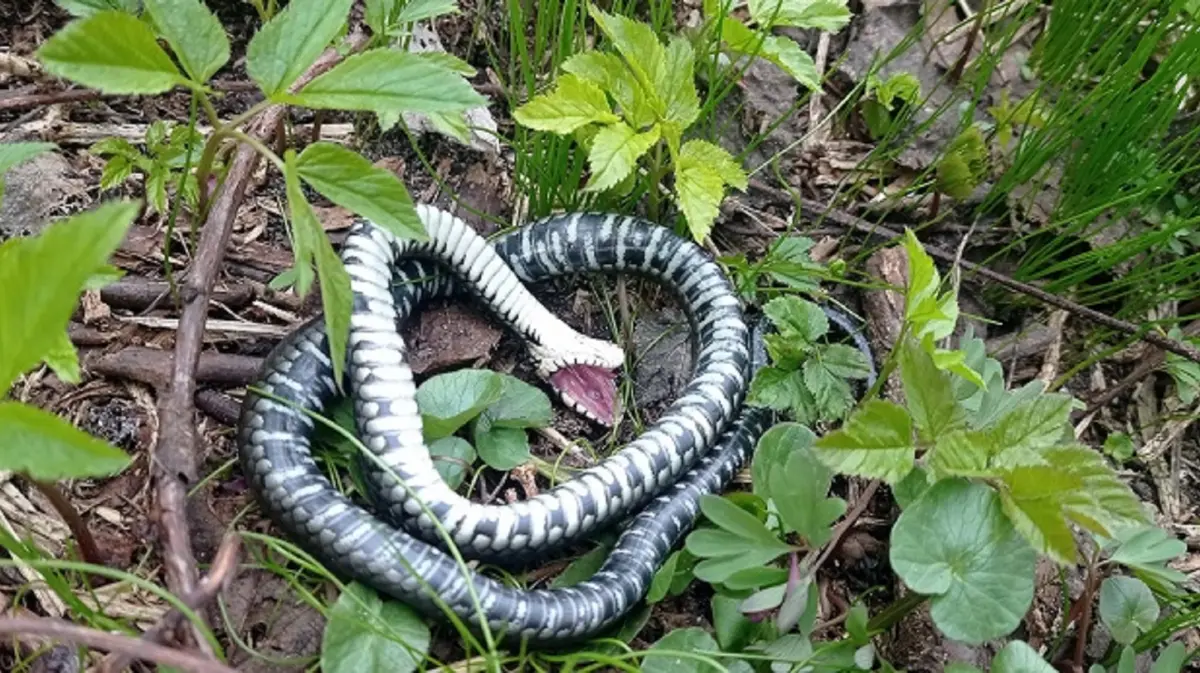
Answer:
xmin=686 ymin=495 xmax=792 ymax=583
xmin=512 ymin=73 xmax=621 ymax=134
xmin=812 ymin=399 xmax=916 ymax=483
xmin=37 ymin=10 xmax=185 ymax=94
xmin=1098 ymin=576 xmax=1159 ymax=645
xmin=1107 ymin=525 xmax=1187 ymax=585
xmin=321 ymin=581 xmax=430 ymax=673
xmin=890 ymin=478 xmax=1036 ymax=644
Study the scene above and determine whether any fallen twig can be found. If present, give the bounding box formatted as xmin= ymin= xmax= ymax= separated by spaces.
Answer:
xmin=87 ymin=347 xmax=263 ymax=390
xmin=0 ymin=616 xmax=238 ymax=673
xmin=98 ymin=533 xmax=241 ymax=673
xmin=99 ymin=278 xmax=256 ymax=312
xmin=747 ymin=182 xmax=1200 ymax=364
xmin=0 ymin=87 xmax=101 ymax=111
xmin=195 ymin=390 xmax=242 ymax=426
xmin=1083 ymin=320 xmax=1200 ymax=415
xmin=148 ymin=29 xmax=371 ymax=655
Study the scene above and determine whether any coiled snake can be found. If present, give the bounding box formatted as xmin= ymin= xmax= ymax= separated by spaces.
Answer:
xmin=236 ymin=206 xmax=875 ymax=645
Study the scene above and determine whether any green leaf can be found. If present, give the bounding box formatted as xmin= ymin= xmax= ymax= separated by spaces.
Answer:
xmin=802 ymin=356 xmax=854 ymax=421
xmin=985 ymin=392 xmax=1073 ymax=466
xmin=996 ymin=464 xmax=1085 ymax=564
xmin=1150 ymin=642 xmax=1187 ymax=673
xmin=321 ymin=581 xmax=430 ymax=673
xmin=936 ymin=126 xmax=988 ymax=199
xmin=747 ymin=367 xmax=806 ymax=412
xmin=699 ymin=494 xmax=782 ymax=547
xmin=36 ymin=10 xmax=185 ymax=94
xmin=143 ymin=0 xmax=230 ymax=82
xmin=812 ymin=399 xmax=916 ymax=483
xmin=718 ymin=17 xmax=820 ymax=89
xmin=686 ymin=495 xmax=792 ymax=583
xmin=641 ymin=627 xmax=723 ymax=673
xmin=899 ymin=338 xmax=966 ymax=440
xmin=759 ymin=424 xmax=844 ymax=546
xmin=512 ymin=73 xmax=620 ymax=134
xmin=0 ymin=402 xmax=131 ymax=480
xmin=991 ymin=640 xmax=1056 ymax=673
xmin=820 ymin=344 xmax=872 ymax=380
xmin=0 ymin=200 xmax=139 ymax=394
xmin=55 ymin=0 xmax=140 ymax=16
xmin=714 ymin=593 xmax=769 ymax=651
xmin=428 ymin=436 xmax=473 ymax=489
xmin=295 ymin=142 xmax=426 ymax=242
xmin=889 ymin=479 xmax=1036 ymax=644
xmin=659 ymin=36 xmax=700 ymax=128
xmin=284 ymin=151 xmax=351 ymax=388
xmin=396 ymin=0 xmax=459 ymax=22
xmin=552 ymin=539 xmax=611 ymax=587
xmin=415 ymin=370 xmax=505 ymax=439
xmin=750 ymin=0 xmax=853 ymax=32
xmin=586 ymin=5 xmax=666 ymax=106
xmin=673 ymin=139 xmax=747 ymax=241
xmin=584 ymin=122 xmax=660 ymax=193
xmin=483 ymin=375 xmax=553 ymax=429
xmin=246 ymin=0 xmax=354 ymax=97
xmin=42 ymin=329 xmax=81 ymax=384
xmin=892 ymin=464 xmax=931 ymax=509
xmin=752 ymin=420 xmax=810 ymax=498
xmin=364 ymin=0 xmax=398 ymax=34
xmin=562 ymin=50 xmax=656 ymax=128
xmin=1098 ymin=576 xmax=1159 ymax=645
xmin=763 ymin=296 xmax=827 ymax=343
xmin=474 ymin=426 xmax=531 ymax=471
xmin=1108 ymin=525 xmax=1187 ymax=569
xmin=646 ymin=550 xmax=682 ymax=603
xmin=1103 ymin=432 xmax=1136 ymax=463
xmin=927 ymin=429 xmax=990 ymax=479
xmin=289 ymin=49 xmax=486 ymax=114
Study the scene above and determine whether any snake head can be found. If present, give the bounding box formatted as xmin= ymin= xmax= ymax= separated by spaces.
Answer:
xmin=531 ymin=337 xmax=625 ymax=427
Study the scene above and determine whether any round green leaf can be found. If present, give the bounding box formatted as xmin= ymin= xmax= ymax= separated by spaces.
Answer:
xmin=990 ymin=640 xmax=1056 ymax=673
xmin=321 ymin=581 xmax=430 ymax=673
xmin=415 ymin=370 xmax=504 ymax=439
xmin=1099 ymin=576 xmax=1159 ymax=645
xmin=36 ymin=11 xmax=185 ymax=94
xmin=641 ymin=627 xmax=723 ymax=673
xmin=474 ymin=426 xmax=531 ymax=471
xmin=485 ymin=374 xmax=554 ymax=428
xmin=890 ymin=478 xmax=1036 ymax=644
xmin=427 ymin=436 xmax=474 ymax=489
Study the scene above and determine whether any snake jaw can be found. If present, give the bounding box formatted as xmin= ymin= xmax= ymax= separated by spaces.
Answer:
xmin=531 ymin=338 xmax=624 ymax=427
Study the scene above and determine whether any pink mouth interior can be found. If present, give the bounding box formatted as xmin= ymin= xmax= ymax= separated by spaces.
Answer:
xmin=549 ymin=364 xmax=618 ymax=426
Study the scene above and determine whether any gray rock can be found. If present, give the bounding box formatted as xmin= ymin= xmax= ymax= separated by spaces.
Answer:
xmin=0 ymin=151 xmax=85 ymax=241
xmin=632 ymin=306 xmax=695 ymax=409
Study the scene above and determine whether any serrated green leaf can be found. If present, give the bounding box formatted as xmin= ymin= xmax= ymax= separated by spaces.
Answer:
xmin=289 ymin=49 xmax=486 ymax=115
xmin=321 ymin=581 xmax=430 ymax=673
xmin=143 ymin=0 xmax=230 ymax=82
xmin=985 ymin=392 xmax=1073 ymax=466
xmin=246 ymin=0 xmax=354 ymax=97
xmin=890 ymin=478 xmax=1036 ymax=644
xmin=1047 ymin=446 xmax=1150 ymax=536
xmin=416 ymin=370 xmax=504 ymax=439
xmin=1099 ymin=576 xmax=1159 ymax=645
xmin=936 ymin=126 xmax=988 ymax=199
xmin=660 ymin=36 xmax=701 ymax=127
xmin=428 ymin=436 xmax=473 ymax=489
xmin=295 ymin=142 xmax=426 ymax=242
xmin=584 ymin=122 xmax=659 ymax=192
xmin=892 ymin=463 xmax=931 ymax=509
xmin=474 ymin=426 xmax=531 ymax=471
xmin=718 ymin=17 xmax=820 ymax=89
xmin=396 ymin=0 xmax=459 ymax=22
xmin=763 ymin=295 xmax=828 ymax=343
xmin=0 ymin=200 xmax=139 ymax=394
xmin=512 ymin=73 xmax=620 ymax=134
xmin=747 ymin=366 xmax=806 ymax=413
xmin=561 ymin=50 xmax=655 ymax=128
xmin=991 ymin=640 xmax=1056 ymax=673
xmin=682 ymin=139 xmax=748 ymax=189
xmin=899 ymin=338 xmax=966 ymax=440
xmin=674 ymin=156 xmax=724 ymax=241
xmin=1103 ymin=432 xmax=1136 ymax=463
xmin=586 ymin=5 xmax=666 ymax=107
xmin=820 ymin=343 xmax=872 ymax=379
xmin=927 ymin=430 xmax=990 ymax=479
xmin=812 ymin=399 xmax=916 ymax=483
xmin=36 ymin=10 xmax=185 ymax=94
xmin=750 ymin=0 xmax=853 ymax=32
xmin=0 ymin=402 xmax=131 ymax=480
xmin=802 ymin=357 xmax=853 ymax=420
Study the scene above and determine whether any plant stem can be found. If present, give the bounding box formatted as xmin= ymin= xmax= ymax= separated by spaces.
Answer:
xmin=26 ymin=478 xmax=104 ymax=569
xmin=647 ymin=141 xmax=666 ymax=221
xmin=1073 ymin=546 xmax=1104 ymax=670
xmin=866 ymin=589 xmax=928 ymax=632
xmin=227 ymin=130 xmax=286 ymax=172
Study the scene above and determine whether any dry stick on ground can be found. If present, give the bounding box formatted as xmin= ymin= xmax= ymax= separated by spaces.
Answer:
xmin=0 ymin=87 xmax=102 ymax=111
xmin=98 ymin=533 xmax=242 ymax=673
xmin=751 ymin=183 xmax=1200 ymax=364
xmin=148 ymin=30 xmax=371 ymax=655
xmin=0 ymin=617 xmax=238 ymax=673
xmin=1082 ymin=320 xmax=1200 ymax=416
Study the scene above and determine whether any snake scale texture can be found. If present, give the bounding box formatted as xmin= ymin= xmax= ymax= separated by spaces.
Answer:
xmin=236 ymin=206 xmax=874 ymax=645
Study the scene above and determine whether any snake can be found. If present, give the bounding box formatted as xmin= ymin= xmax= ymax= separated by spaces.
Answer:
xmin=236 ymin=205 xmax=875 ymax=646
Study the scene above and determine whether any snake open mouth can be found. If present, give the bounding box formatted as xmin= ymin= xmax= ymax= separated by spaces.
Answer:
xmin=549 ymin=364 xmax=618 ymax=426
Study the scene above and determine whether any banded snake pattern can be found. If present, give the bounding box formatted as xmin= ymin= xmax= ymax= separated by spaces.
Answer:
xmin=236 ymin=206 xmax=875 ymax=645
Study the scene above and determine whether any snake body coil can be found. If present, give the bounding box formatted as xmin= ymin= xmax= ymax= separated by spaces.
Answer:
xmin=237 ymin=207 xmax=868 ymax=645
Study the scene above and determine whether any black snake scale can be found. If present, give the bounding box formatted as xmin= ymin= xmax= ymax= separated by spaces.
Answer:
xmin=236 ymin=207 xmax=873 ymax=644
